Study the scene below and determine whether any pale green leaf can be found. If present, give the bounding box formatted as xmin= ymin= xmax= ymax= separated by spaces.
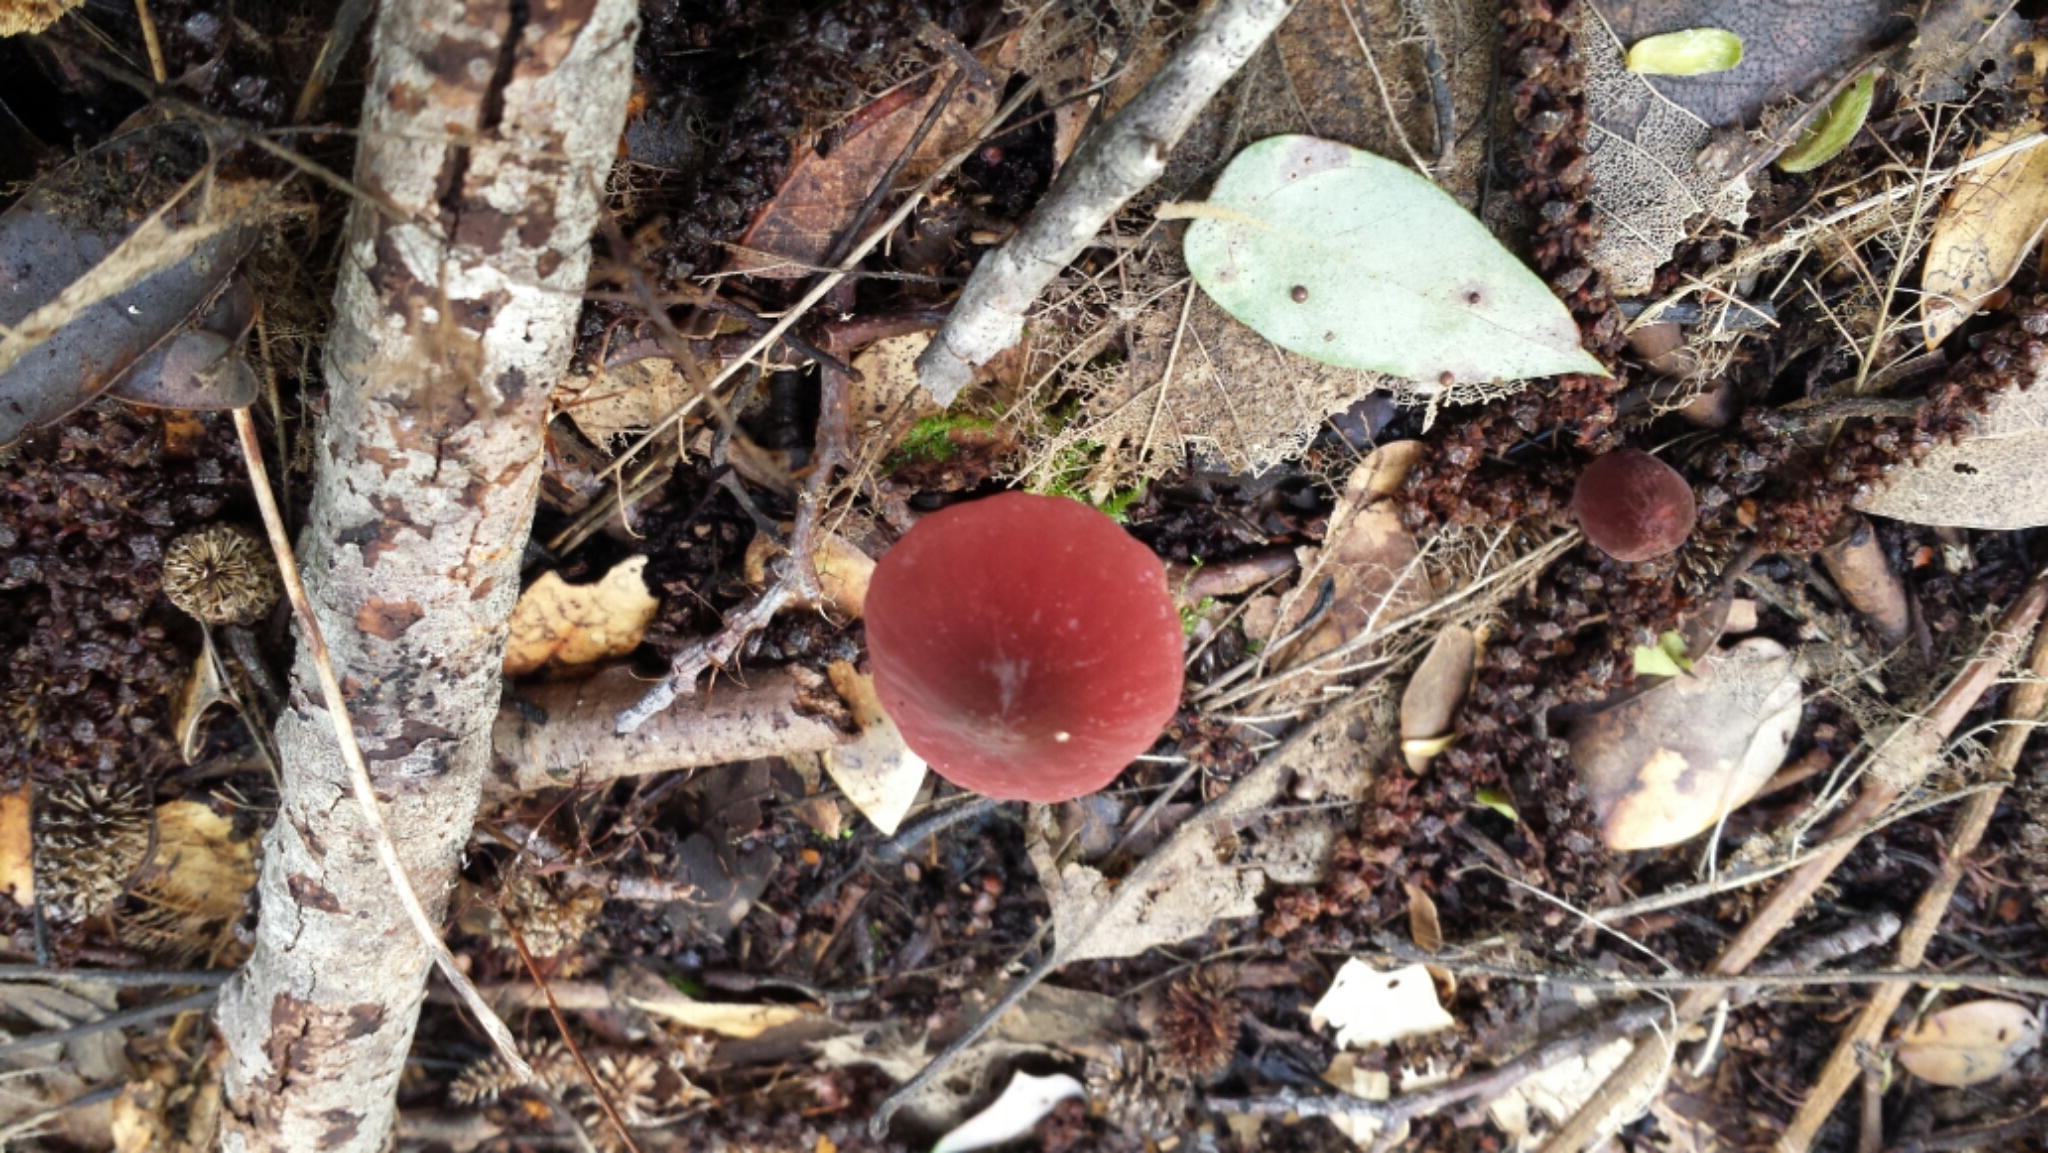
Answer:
xmin=1625 ymin=28 xmax=1744 ymax=76
xmin=1475 ymin=787 xmax=1519 ymax=822
xmin=1778 ymin=71 xmax=1875 ymax=174
xmin=1181 ymin=136 xmax=1608 ymax=386
xmin=1633 ymin=631 xmax=1695 ymax=677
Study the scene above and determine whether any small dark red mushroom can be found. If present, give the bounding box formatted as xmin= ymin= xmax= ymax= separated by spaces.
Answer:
xmin=865 ymin=492 xmax=1186 ymax=803
xmin=1571 ymin=448 xmax=1698 ymax=563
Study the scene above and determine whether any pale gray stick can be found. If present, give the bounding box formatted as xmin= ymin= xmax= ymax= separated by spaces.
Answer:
xmin=915 ymin=0 xmax=1298 ymax=402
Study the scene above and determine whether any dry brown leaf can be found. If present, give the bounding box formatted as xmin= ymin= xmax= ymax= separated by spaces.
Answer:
xmin=1922 ymin=123 xmax=2048 ymax=348
xmin=1404 ymin=882 xmax=1443 ymax=952
xmin=503 ymin=557 xmax=659 ymax=677
xmin=173 ymin=633 xmax=235 ymax=766
xmin=1576 ymin=4 xmax=1752 ymax=295
xmin=0 ymin=788 xmax=29 ymax=908
xmin=1400 ymin=624 xmax=1476 ymax=770
xmin=555 ymin=360 xmax=696 ymax=445
xmin=1569 ymin=638 xmax=1804 ymax=850
xmin=820 ymin=660 xmax=925 ymax=836
xmin=1897 ymin=999 xmax=2042 ymax=1086
xmin=627 ymin=981 xmax=817 ymax=1038
xmin=849 ymin=333 xmax=941 ymax=444
xmin=732 ymin=61 xmax=1002 ymax=277
xmin=1855 ymin=375 xmax=2048 ymax=529
xmin=1279 ymin=442 xmax=1430 ymax=670
xmin=0 ymin=0 xmax=82 ymax=36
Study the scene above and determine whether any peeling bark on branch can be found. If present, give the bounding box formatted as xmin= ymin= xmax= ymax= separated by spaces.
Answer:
xmin=213 ymin=2 xmax=636 ymax=1150
xmin=488 ymin=666 xmax=850 ymax=798
xmin=915 ymin=0 xmax=1296 ymax=402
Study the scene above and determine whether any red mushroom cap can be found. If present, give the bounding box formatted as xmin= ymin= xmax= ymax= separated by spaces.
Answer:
xmin=865 ymin=492 xmax=1186 ymax=803
xmin=1571 ymin=448 xmax=1698 ymax=563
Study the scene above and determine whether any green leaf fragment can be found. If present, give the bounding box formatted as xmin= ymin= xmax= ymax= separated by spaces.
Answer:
xmin=1777 ymin=71 xmax=1876 ymax=174
xmin=1632 ymin=631 xmax=1695 ymax=678
xmin=1625 ymin=28 xmax=1744 ymax=76
xmin=1182 ymin=135 xmax=1608 ymax=386
xmin=1475 ymin=787 xmax=1519 ymax=822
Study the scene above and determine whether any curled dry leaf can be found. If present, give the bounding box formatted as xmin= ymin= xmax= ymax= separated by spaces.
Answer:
xmin=820 ymin=659 xmax=926 ymax=836
xmin=503 ymin=556 xmax=659 ymax=677
xmin=1916 ymin=124 xmax=2048 ymax=348
xmin=1922 ymin=124 xmax=2048 ymax=348
xmin=1897 ymin=999 xmax=2043 ymax=1086
xmin=174 ymin=633 xmax=236 ymax=765
xmin=1569 ymin=638 xmax=1804 ymax=850
xmin=1183 ymin=137 xmax=1606 ymax=385
xmin=931 ymin=1071 xmax=1084 ymax=1153
xmin=1310 ymin=959 xmax=1456 ymax=1050
xmin=626 ymin=983 xmax=817 ymax=1039
xmin=1855 ymin=373 xmax=2048 ymax=529
xmin=1400 ymin=624 xmax=1476 ymax=771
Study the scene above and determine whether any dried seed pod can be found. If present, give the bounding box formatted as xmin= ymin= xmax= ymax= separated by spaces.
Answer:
xmin=1571 ymin=449 xmax=1698 ymax=562
xmin=494 ymin=869 xmax=603 ymax=958
xmin=162 ymin=524 xmax=280 ymax=626
xmin=34 ymin=778 xmax=151 ymax=923
xmin=1085 ymin=1041 xmax=1191 ymax=1139
xmin=1155 ymin=967 xmax=1242 ymax=1080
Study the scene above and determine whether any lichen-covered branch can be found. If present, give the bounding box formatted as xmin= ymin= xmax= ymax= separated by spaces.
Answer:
xmin=914 ymin=0 xmax=1296 ymax=403
xmin=212 ymin=2 xmax=636 ymax=1149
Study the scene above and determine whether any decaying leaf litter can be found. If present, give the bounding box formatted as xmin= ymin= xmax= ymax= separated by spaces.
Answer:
xmin=6 ymin=0 xmax=2048 ymax=1149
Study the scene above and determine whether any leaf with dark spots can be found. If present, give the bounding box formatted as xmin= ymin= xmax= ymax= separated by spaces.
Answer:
xmin=287 ymin=873 xmax=344 ymax=913
xmin=1589 ymin=0 xmax=1900 ymax=128
xmin=357 ymin=599 xmax=426 ymax=640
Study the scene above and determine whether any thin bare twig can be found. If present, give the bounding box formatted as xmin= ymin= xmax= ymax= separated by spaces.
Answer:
xmin=1537 ymin=570 xmax=2048 ymax=1153
xmin=231 ymin=407 xmax=530 ymax=1079
xmin=503 ymin=920 xmax=643 ymax=1153
xmin=1778 ymin=611 xmax=2048 ymax=1152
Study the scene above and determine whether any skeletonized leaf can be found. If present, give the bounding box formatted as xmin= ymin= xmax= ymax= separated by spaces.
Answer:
xmin=1855 ymin=378 xmax=2048 ymax=529
xmin=1921 ymin=124 xmax=2048 ymax=348
xmin=1183 ymin=136 xmax=1607 ymax=386
xmin=1897 ymin=1000 xmax=2042 ymax=1086
xmin=1626 ymin=29 xmax=1743 ymax=76
xmin=1575 ymin=6 xmax=1753 ymax=295
xmin=931 ymin=1071 xmax=1083 ymax=1153
xmin=1309 ymin=959 xmax=1455 ymax=1050
xmin=503 ymin=557 xmax=659 ymax=676
xmin=1777 ymin=70 xmax=1875 ymax=174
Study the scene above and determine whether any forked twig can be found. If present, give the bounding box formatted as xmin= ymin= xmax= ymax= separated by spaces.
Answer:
xmin=230 ymin=407 xmax=530 ymax=1079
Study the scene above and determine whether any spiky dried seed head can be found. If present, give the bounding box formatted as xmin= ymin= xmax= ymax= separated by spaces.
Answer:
xmin=1085 ymin=1041 xmax=1191 ymax=1139
xmin=35 ymin=778 xmax=151 ymax=923
xmin=494 ymin=869 xmax=604 ymax=958
xmin=162 ymin=524 xmax=280 ymax=626
xmin=1155 ymin=967 xmax=1242 ymax=1079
